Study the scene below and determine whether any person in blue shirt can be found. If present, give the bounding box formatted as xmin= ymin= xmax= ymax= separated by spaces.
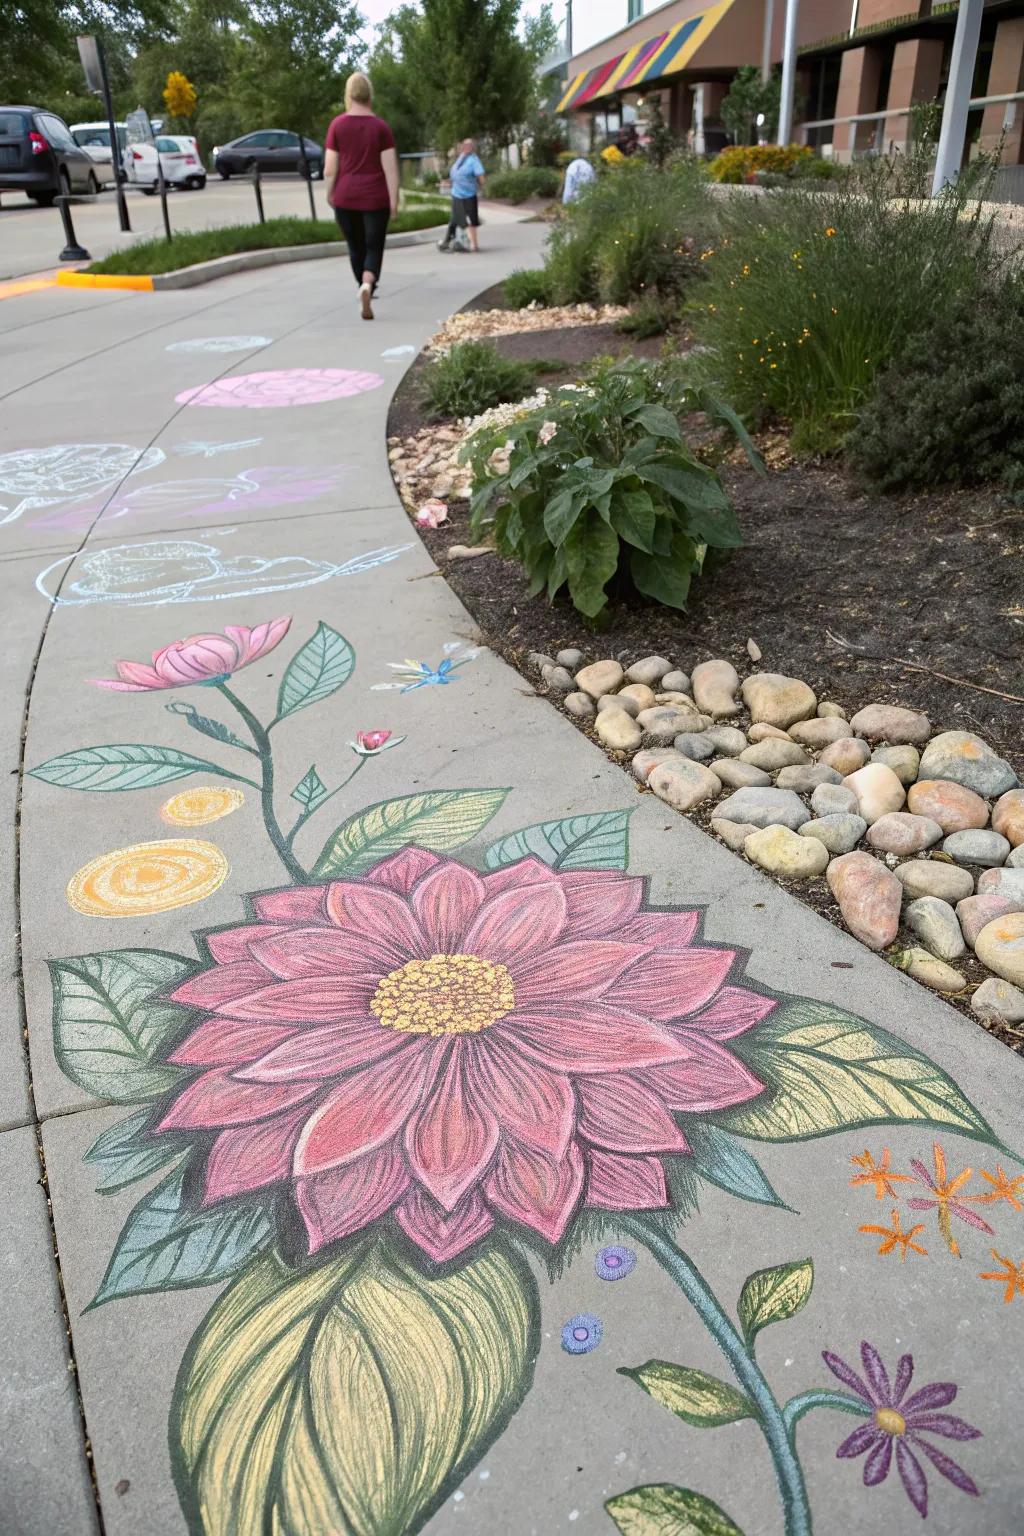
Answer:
xmin=439 ymin=139 xmax=486 ymax=253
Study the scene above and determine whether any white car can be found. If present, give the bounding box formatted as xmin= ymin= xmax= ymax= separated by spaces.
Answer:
xmin=70 ymin=121 xmax=127 ymax=186
xmin=125 ymin=135 xmax=207 ymax=192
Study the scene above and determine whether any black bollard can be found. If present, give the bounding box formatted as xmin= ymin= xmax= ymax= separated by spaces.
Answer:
xmin=297 ymin=133 xmax=317 ymax=221
xmin=157 ymin=158 xmax=172 ymax=242
xmin=251 ymin=162 xmax=265 ymax=223
xmin=56 ymin=196 xmax=91 ymax=262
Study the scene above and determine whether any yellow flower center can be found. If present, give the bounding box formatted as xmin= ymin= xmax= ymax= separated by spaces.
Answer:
xmin=874 ymin=1408 xmax=906 ymax=1437
xmin=370 ymin=953 xmax=515 ymax=1037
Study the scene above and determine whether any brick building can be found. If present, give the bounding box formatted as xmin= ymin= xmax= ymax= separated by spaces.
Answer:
xmin=557 ymin=1 xmax=1024 ymax=168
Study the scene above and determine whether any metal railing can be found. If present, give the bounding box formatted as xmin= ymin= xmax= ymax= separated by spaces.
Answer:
xmin=799 ymin=89 xmax=1024 ymax=150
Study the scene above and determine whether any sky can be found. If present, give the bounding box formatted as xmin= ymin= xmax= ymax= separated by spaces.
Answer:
xmin=357 ymin=0 xmax=564 ymax=45
xmin=356 ymin=2 xmax=673 ymax=57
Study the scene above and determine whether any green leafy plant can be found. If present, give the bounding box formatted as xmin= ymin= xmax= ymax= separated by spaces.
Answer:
xmin=848 ymin=269 xmax=1024 ymax=491
xmin=616 ymin=292 xmax=678 ymax=338
xmin=708 ymin=143 xmax=812 ymax=183
xmin=462 ymin=358 xmax=759 ymax=619
xmin=720 ymin=64 xmax=782 ymax=145
xmin=503 ymin=267 xmax=554 ymax=308
xmin=487 ymin=165 xmax=560 ymax=202
xmin=420 ymin=341 xmax=537 ymax=420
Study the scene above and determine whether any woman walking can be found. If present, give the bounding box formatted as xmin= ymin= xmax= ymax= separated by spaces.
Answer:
xmin=325 ymin=72 xmax=399 ymax=320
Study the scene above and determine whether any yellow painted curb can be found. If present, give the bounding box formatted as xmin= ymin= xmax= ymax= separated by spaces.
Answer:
xmin=56 ymin=272 xmax=154 ymax=291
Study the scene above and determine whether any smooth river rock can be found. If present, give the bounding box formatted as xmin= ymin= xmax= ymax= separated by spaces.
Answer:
xmin=799 ymin=813 xmax=867 ymax=855
xmin=555 ymin=648 xmax=584 ymax=670
xmin=705 ymin=725 xmax=747 ymax=758
xmin=810 ymin=783 xmax=859 ymax=817
xmin=977 ymin=868 xmax=1024 ymax=901
xmin=849 ymin=703 xmax=931 ymax=745
xmin=660 ymin=669 xmax=691 ymax=695
xmin=817 ymin=702 xmax=848 ymax=719
xmin=898 ymin=949 xmax=965 ymax=992
xmin=595 ymin=708 xmax=642 ymax=751
xmin=744 ymin=824 xmax=830 ymax=879
xmin=894 ymin=860 xmax=975 ymax=904
xmin=747 ymin=722 xmax=792 ymax=744
xmin=597 ymin=692 xmax=640 ymax=717
xmin=739 ymin=740 xmax=810 ymax=771
xmin=788 ymin=717 xmax=851 ymax=748
xmin=820 ymin=737 xmax=872 ymax=775
xmin=870 ymin=745 xmax=920 ymax=786
xmin=632 ymin=748 xmax=686 ymax=783
xmin=904 ymin=896 xmax=966 ymax=961
xmin=575 ymin=659 xmax=624 ymax=699
xmin=918 ymin=731 xmax=1018 ymax=798
xmin=692 ymin=659 xmax=741 ymax=718
xmin=715 ymin=787 xmax=811 ymax=832
xmin=842 ymin=763 xmax=906 ymax=824
xmin=711 ymin=818 xmax=763 ymax=852
xmin=741 ymin=672 xmax=817 ymax=729
xmin=975 ymin=911 xmax=1024 ymax=988
xmin=827 ymin=851 xmax=902 ymax=949
xmin=776 ymin=764 xmax=843 ymax=793
xmin=971 ymin=976 xmax=1024 ymax=1024
xmin=626 ymin=655 xmax=672 ymax=686
xmin=674 ymin=732 xmax=717 ymax=763
xmin=956 ymin=893 xmax=1024 ymax=949
xmin=907 ymin=779 xmax=989 ymax=834
xmin=541 ymin=664 xmax=575 ymax=691
xmin=942 ymin=829 xmax=1011 ymax=868
xmin=563 ymin=691 xmax=595 ymax=719
xmin=648 ymin=759 xmax=721 ymax=813
xmin=618 ymin=682 xmax=657 ymax=711
xmin=865 ymin=812 xmax=943 ymax=855
xmin=711 ymin=759 xmax=772 ymax=789
xmin=993 ymin=788 xmax=1024 ymax=848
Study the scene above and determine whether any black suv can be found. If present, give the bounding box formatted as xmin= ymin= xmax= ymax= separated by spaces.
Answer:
xmin=213 ymin=131 xmax=323 ymax=179
xmin=0 ymin=106 xmax=98 ymax=204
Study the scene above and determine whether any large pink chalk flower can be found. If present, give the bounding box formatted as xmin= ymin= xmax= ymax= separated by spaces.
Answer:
xmin=90 ymin=618 xmax=291 ymax=692
xmin=158 ymin=851 xmax=771 ymax=1262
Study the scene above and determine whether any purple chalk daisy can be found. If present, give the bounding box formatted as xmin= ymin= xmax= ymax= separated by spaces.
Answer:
xmin=824 ymin=1342 xmax=981 ymax=1518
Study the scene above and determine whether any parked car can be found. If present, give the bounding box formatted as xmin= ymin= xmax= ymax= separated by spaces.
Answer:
xmin=125 ymin=135 xmax=207 ymax=192
xmin=212 ymin=131 xmax=323 ymax=179
xmin=0 ymin=106 xmax=98 ymax=203
xmin=71 ymin=121 xmax=127 ymax=186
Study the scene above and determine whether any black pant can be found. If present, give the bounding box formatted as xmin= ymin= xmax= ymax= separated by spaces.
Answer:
xmin=446 ymin=195 xmax=479 ymax=242
xmin=334 ymin=206 xmax=390 ymax=285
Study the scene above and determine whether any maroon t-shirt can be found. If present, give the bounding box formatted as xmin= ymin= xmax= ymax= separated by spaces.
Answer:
xmin=325 ymin=112 xmax=395 ymax=209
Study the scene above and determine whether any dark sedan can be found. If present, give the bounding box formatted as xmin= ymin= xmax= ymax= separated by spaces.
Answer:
xmin=213 ymin=131 xmax=323 ymax=179
xmin=0 ymin=106 xmax=98 ymax=204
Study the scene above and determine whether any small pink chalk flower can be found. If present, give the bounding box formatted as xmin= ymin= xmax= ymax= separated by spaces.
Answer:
xmin=90 ymin=619 xmax=291 ymax=692
xmin=415 ymin=500 xmax=448 ymax=528
xmin=351 ymin=730 xmax=404 ymax=756
xmin=537 ymin=420 xmax=558 ymax=445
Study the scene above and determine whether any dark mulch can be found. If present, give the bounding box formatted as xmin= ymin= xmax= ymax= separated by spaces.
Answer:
xmin=386 ymin=294 xmax=1024 ymax=1044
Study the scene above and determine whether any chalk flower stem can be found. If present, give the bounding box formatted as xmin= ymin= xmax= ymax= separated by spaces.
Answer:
xmin=285 ymin=757 xmax=367 ymax=852
xmin=214 ymin=681 xmax=307 ymax=884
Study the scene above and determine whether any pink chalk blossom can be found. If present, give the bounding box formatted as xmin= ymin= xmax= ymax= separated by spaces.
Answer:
xmin=90 ymin=618 xmax=291 ymax=691
xmin=157 ymin=852 xmax=770 ymax=1262
xmin=351 ymin=730 xmax=403 ymax=756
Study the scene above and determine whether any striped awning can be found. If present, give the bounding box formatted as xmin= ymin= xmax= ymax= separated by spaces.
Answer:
xmin=557 ymin=0 xmax=736 ymax=112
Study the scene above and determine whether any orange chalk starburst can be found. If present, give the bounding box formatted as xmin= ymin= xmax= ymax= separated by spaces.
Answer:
xmin=977 ymin=1165 xmax=1024 ymax=1210
xmin=979 ymin=1250 xmax=1024 ymax=1303
xmin=908 ymin=1142 xmax=994 ymax=1258
xmin=850 ymin=1148 xmax=912 ymax=1200
xmin=859 ymin=1208 xmax=928 ymax=1262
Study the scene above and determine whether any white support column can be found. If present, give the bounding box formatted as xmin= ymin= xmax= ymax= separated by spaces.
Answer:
xmin=931 ymin=0 xmax=984 ymax=194
xmin=777 ymin=0 xmax=800 ymax=144
xmin=762 ymin=0 xmax=775 ymax=84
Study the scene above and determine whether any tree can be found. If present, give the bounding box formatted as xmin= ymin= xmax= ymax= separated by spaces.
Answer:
xmin=366 ymin=10 xmax=431 ymax=154
xmin=721 ymin=65 xmax=781 ymax=146
xmin=233 ymin=0 xmax=364 ymax=138
xmin=164 ymin=68 xmax=197 ymax=123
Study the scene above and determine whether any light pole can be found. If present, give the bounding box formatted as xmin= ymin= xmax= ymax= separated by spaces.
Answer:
xmin=776 ymin=0 xmax=799 ymax=145
xmin=931 ymin=0 xmax=984 ymax=195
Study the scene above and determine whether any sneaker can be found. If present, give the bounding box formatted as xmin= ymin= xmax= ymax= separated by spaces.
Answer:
xmin=437 ymin=239 xmax=450 ymax=252
xmin=359 ymin=282 xmax=373 ymax=321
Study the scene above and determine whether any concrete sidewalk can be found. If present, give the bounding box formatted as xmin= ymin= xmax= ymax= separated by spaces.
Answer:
xmin=3 ymin=213 xmax=1023 ymax=1536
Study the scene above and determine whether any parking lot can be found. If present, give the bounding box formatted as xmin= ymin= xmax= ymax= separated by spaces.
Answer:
xmin=0 ymin=175 xmax=334 ymax=280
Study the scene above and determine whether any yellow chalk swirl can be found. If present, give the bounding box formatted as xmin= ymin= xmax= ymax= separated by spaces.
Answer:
xmin=161 ymin=786 xmax=245 ymax=826
xmin=67 ymin=839 xmax=229 ymax=917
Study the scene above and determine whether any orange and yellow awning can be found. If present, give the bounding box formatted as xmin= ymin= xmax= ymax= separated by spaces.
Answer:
xmin=557 ymin=0 xmax=736 ymax=112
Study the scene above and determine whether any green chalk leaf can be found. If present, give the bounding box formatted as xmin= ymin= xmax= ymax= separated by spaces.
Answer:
xmin=737 ymin=1259 xmax=814 ymax=1351
xmin=314 ymin=788 xmax=508 ymax=877
xmin=483 ymin=808 xmax=633 ymax=872
xmin=685 ymin=1122 xmax=790 ymax=1211
xmin=50 ymin=949 xmax=192 ymax=1102
xmin=29 ymin=744 xmax=229 ymax=791
xmin=291 ymin=765 xmax=327 ymax=811
xmin=85 ymin=1107 xmax=185 ymax=1194
xmin=276 ymin=622 xmax=354 ymax=720
xmin=606 ymin=1483 xmax=746 ymax=1535
xmin=619 ymin=1361 xmax=753 ymax=1429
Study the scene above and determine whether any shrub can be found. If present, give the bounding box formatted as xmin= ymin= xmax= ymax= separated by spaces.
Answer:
xmin=708 ymin=144 xmax=812 ymax=183
xmin=504 ymin=267 xmax=554 ymax=308
xmin=420 ymin=341 xmax=537 ymax=420
xmin=462 ymin=359 xmax=758 ymax=619
xmin=848 ymin=272 xmax=1024 ymax=491
xmin=488 ymin=166 xmax=561 ymax=202
xmin=544 ymin=157 xmax=709 ymax=306
xmin=616 ymin=293 xmax=678 ymax=338
xmin=691 ymin=180 xmax=998 ymax=454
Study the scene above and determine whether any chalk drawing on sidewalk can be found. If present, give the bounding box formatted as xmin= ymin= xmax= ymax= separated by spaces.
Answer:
xmin=175 ymin=367 xmax=385 ymax=409
xmin=65 ymin=838 xmax=229 ymax=916
xmin=0 ymin=443 xmax=166 ymax=525
xmin=160 ymin=787 xmax=245 ymax=826
xmin=166 ymin=336 xmax=272 ymax=354
xmin=36 ymin=538 xmax=412 ymax=607
xmin=381 ymin=345 xmax=416 ymax=358
xmin=371 ymin=639 xmax=481 ymax=691
xmin=174 ymin=438 xmax=265 ymax=458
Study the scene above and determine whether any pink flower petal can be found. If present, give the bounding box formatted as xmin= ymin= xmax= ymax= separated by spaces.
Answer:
xmin=396 ymin=1187 xmax=494 ymax=1262
xmin=513 ymin=940 xmax=648 ymax=1003
xmin=365 ymin=847 xmax=444 ymax=895
xmin=586 ymin=1150 xmax=669 ymax=1209
xmin=293 ymin=1045 xmax=435 ymax=1174
xmin=203 ymin=1106 xmax=308 ymax=1202
xmin=213 ymin=974 xmax=376 ymax=1024
xmin=405 ymin=1050 xmax=500 ymax=1210
xmin=509 ymin=1002 xmax=688 ymax=1073
xmin=325 ymin=880 xmax=427 ymax=959
xmin=617 ymin=909 xmax=701 ymax=950
xmin=249 ymin=926 xmax=398 ymax=979
xmin=169 ymin=962 xmax=272 ymax=1009
xmin=167 ymin=1018 xmax=297 ymax=1068
xmin=644 ymin=1037 xmax=764 ymax=1113
xmin=560 ymin=872 xmax=644 ymax=938
xmin=464 ymin=880 xmax=568 ymax=964
xmin=412 ymin=862 xmax=487 ymax=951
xmin=296 ymin=1141 xmax=409 ymax=1253
xmin=157 ymin=1069 xmax=317 ymax=1131
xmin=686 ymin=985 xmax=777 ymax=1040
xmin=252 ymin=886 xmax=327 ymax=923
xmin=237 ymin=1019 xmax=410 ymax=1081
xmin=480 ymin=856 xmax=559 ymax=897
xmin=464 ymin=1036 xmax=576 ymax=1159
xmin=206 ymin=922 xmax=288 ymax=964
xmin=485 ymin=1140 xmax=584 ymax=1243
xmin=604 ymin=947 xmax=735 ymax=1020
xmin=117 ymin=659 xmax=166 ymax=688
xmin=89 ymin=677 xmax=155 ymax=691
xmin=577 ymin=1075 xmax=689 ymax=1154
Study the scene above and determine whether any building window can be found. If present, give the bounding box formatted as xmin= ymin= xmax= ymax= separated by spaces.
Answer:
xmin=628 ymin=0 xmax=643 ymax=21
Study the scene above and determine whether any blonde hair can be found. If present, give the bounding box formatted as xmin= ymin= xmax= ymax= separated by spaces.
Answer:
xmin=345 ymin=72 xmax=373 ymax=108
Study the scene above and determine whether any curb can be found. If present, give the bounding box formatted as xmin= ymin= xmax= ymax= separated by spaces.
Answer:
xmin=55 ymin=224 xmax=446 ymax=293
